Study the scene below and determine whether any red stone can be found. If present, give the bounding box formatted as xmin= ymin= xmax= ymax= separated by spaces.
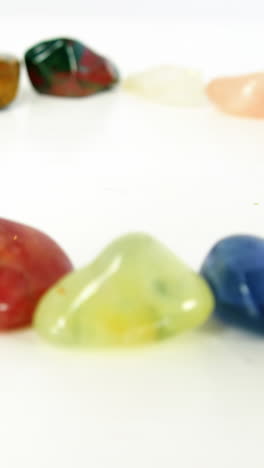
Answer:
xmin=0 ymin=218 xmax=73 ymax=330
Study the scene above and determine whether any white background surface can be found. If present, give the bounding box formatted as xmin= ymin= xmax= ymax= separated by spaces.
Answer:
xmin=1 ymin=0 xmax=264 ymax=18
xmin=1 ymin=12 xmax=264 ymax=468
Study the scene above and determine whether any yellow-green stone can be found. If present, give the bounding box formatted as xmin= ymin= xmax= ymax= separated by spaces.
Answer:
xmin=34 ymin=233 xmax=214 ymax=347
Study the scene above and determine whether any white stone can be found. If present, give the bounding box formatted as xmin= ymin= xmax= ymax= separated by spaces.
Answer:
xmin=123 ymin=66 xmax=206 ymax=107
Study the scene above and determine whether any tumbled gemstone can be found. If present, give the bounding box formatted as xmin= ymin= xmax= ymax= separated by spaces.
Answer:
xmin=0 ymin=217 xmax=73 ymax=330
xmin=34 ymin=233 xmax=214 ymax=348
xmin=206 ymin=73 xmax=264 ymax=118
xmin=0 ymin=55 xmax=19 ymax=107
xmin=25 ymin=38 xmax=119 ymax=97
xmin=201 ymin=235 xmax=264 ymax=333
xmin=123 ymin=66 xmax=206 ymax=106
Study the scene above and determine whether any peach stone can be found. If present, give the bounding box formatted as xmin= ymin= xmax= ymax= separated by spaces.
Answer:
xmin=206 ymin=73 xmax=264 ymax=119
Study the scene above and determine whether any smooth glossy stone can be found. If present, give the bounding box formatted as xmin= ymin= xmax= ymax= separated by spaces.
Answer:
xmin=25 ymin=38 xmax=119 ymax=97
xmin=0 ymin=218 xmax=73 ymax=330
xmin=34 ymin=233 xmax=214 ymax=347
xmin=123 ymin=66 xmax=206 ymax=106
xmin=207 ymin=73 xmax=264 ymax=118
xmin=201 ymin=235 xmax=264 ymax=333
xmin=0 ymin=55 xmax=19 ymax=108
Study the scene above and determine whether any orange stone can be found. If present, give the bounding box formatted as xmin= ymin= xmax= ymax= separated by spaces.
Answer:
xmin=206 ymin=73 xmax=264 ymax=119
xmin=0 ymin=55 xmax=20 ymax=108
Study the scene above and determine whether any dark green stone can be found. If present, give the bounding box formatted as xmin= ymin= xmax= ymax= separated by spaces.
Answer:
xmin=25 ymin=38 xmax=119 ymax=97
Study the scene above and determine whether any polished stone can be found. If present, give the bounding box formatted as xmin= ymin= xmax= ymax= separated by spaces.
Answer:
xmin=25 ymin=38 xmax=119 ymax=97
xmin=207 ymin=73 xmax=264 ymax=118
xmin=201 ymin=235 xmax=264 ymax=333
xmin=123 ymin=66 xmax=206 ymax=106
xmin=0 ymin=217 xmax=73 ymax=330
xmin=0 ymin=55 xmax=19 ymax=108
xmin=34 ymin=233 xmax=214 ymax=347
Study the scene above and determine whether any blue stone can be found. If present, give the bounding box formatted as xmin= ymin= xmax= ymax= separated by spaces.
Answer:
xmin=201 ymin=235 xmax=264 ymax=333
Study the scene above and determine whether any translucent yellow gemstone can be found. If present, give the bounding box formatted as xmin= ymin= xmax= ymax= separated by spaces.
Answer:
xmin=34 ymin=233 xmax=214 ymax=348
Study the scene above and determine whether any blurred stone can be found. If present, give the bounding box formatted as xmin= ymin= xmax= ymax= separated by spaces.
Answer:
xmin=123 ymin=66 xmax=206 ymax=106
xmin=0 ymin=55 xmax=20 ymax=108
xmin=207 ymin=73 xmax=264 ymax=118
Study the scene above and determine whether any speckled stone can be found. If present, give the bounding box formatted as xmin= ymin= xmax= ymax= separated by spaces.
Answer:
xmin=25 ymin=38 xmax=119 ymax=97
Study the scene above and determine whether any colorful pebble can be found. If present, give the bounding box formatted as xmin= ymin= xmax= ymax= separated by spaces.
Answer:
xmin=207 ymin=73 xmax=264 ymax=118
xmin=201 ymin=235 xmax=264 ymax=333
xmin=0 ymin=55 xmax=19 ymax=108
xmin=0 ymin=218 xmax=73 ymax=330
xmin=123 ymin=66 xmax=206 ymax=106
xmin=25 ymin=38 xmax=119 ymax=97
xmin=34 ymin=233 xmax=214 ymax=347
